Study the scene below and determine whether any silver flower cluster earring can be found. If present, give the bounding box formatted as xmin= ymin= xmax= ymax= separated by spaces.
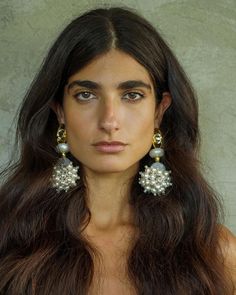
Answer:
xmin=51 ymin=124 xmax=80 ymax=192
xmin=139 ymin=129 xmax=172 ymax=196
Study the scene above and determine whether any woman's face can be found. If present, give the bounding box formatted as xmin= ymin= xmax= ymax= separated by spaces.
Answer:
xmin=54 ymin=49 xmax=171 ymax=176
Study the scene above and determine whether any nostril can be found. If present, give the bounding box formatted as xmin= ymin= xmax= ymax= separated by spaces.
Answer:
xmin=99 ymin=120 xmax=119 ymax=132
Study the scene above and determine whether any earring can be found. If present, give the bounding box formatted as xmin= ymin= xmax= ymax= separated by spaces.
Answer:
xmin=51 ymin=124 xmax=80 ymax=192
xmin=139 ymin=129 xmax=172 ymax=196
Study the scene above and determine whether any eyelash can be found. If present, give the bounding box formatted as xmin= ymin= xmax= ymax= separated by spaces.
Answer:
xmin=73 ymin=91 xmax=145 ymax=102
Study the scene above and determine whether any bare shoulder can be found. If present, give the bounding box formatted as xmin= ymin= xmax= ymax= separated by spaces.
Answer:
xmin=217 ymin=224 xmax=236 ymax=254
xmin=217 ymin=224 xmax=236 ymax=292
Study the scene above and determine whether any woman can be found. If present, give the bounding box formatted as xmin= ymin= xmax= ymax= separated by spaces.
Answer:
xmin=0 ymin=6 xmax=235 ymax=295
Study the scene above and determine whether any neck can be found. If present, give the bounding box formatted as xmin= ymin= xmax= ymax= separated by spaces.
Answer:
xmin=83 ymin=164 xmax=138 ymax=231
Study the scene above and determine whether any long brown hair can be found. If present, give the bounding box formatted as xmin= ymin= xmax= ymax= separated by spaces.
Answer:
xmin=0 ymin=6 xmax=231 ymax=294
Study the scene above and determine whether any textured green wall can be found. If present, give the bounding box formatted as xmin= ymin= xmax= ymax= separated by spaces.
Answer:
xmin=0 ymin=0 xmax=235 ymax=233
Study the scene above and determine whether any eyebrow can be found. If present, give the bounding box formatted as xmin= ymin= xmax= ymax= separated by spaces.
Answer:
xmin=66 ymin=80 xmax=152 ymax=92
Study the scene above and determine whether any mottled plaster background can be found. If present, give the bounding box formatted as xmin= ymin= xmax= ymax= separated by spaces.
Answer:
xmin=0 ymin=0 xmax=235 ymax=233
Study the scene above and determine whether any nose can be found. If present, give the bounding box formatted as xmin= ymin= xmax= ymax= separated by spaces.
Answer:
xmin=98 ymin=98 xmax=120 ymax=134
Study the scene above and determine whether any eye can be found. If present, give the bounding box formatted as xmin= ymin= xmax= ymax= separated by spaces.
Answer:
xmin=123 ymin=92 xmax=145 ymax=101
xmin=73 ymin=91 xmax=96 ymax=101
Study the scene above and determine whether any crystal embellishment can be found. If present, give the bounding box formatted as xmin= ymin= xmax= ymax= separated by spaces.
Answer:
xmin=51 ymin=157 xmax=80 ymax=192
xmin=138 ymin=165 xmax=172 ymax=196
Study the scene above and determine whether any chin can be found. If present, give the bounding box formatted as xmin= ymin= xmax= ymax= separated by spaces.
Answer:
xmin=83 ymin=161 xmax=139 ymax=175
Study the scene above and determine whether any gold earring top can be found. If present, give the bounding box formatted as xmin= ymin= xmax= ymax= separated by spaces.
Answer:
xmin=152 ymin=129 xmax=162 ymax=148
xmin=57 ymin=124 xmax=67 ymax=144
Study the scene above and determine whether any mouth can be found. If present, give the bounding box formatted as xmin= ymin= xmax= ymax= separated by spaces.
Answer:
xmin=92 ymin=141 xmax=127 ymax=153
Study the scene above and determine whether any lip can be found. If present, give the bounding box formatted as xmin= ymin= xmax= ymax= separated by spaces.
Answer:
xmin=93 ymin=141 xmax=126 ymax=146
xmin=92 ymin=141 xmax=127 ymax=153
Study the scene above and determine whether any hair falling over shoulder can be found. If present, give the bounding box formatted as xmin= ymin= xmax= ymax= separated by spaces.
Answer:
xmin=0 ymin=6 xmax=232 ymax=295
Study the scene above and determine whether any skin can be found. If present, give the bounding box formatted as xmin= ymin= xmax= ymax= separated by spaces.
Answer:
xmin=218 ymin=225 xmax=236 ymax=293
xmin=52 ymin=48 xmax=171 ymax=232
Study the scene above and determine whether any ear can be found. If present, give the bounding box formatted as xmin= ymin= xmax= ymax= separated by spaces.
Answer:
xmin=50 ymin=101 xmax=65 ymax=124
xmin=155 ymin=92 xmax=172 ymax=128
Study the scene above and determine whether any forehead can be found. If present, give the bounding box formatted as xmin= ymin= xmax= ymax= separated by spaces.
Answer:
xmin=67 ymin=49 xmax=154 ymax=90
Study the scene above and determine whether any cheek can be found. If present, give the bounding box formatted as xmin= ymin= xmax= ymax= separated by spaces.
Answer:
xmin=130 ymin=106 xmax=155 ymax=136
xmin=63 ymin=108 xmax=90 ymax=145
xmin=136 ymin=122 xmax=154 ymax=153
xmin=129 ymin=111 xmax=155 ymax=155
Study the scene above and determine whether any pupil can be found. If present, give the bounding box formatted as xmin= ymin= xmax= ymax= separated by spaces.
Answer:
xmin=130 ymin=93 xmax=136 ymax=98
xmin=83 ymin=92 xmax=90 ymax=98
